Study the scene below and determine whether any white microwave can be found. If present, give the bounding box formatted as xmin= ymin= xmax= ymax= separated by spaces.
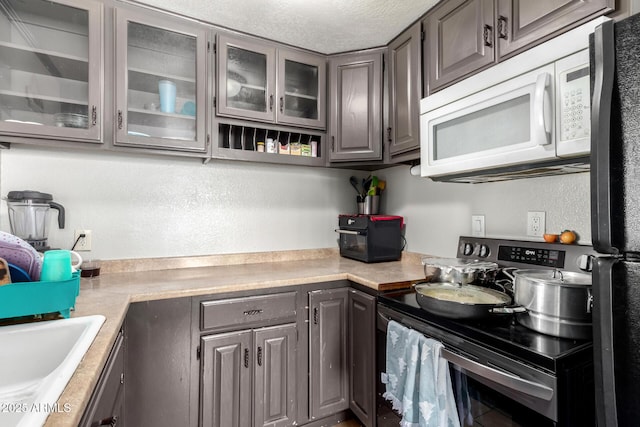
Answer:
xmin=419 ymin=18 xmax=607 ymax=183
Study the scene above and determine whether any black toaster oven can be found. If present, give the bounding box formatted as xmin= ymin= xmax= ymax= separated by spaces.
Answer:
xmin=336 ymin=215 xmax=403 ymax=263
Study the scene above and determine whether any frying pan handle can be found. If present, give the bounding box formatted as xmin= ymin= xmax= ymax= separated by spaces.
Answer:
xmin=491 ymin=305 xmax=526 ymax=314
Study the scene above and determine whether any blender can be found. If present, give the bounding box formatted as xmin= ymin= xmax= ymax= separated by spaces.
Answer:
xmin=6 ymin=190 xmax=65 ymax=251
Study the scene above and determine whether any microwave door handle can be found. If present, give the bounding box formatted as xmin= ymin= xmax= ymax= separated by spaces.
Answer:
xmin=533 ymin=72 xmax=551 ymax=146
xmin=442 ymin=348 xmax=554 ymax=401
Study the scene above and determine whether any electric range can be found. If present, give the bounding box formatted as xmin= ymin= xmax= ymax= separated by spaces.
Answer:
xmin=376 ymin=236 xmax=598 ymax=426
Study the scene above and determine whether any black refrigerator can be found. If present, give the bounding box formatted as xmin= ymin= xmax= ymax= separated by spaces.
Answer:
xmin=590 ymin=13 xmax=640 ymax=427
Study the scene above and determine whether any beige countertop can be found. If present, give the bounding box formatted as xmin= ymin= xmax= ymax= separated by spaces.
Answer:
xmin=43 ymin=249 xmax=427 ymax=426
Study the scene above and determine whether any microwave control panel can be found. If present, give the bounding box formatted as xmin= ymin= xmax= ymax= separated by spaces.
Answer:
xmin=558 ymin=59 xmax=590 ymax=143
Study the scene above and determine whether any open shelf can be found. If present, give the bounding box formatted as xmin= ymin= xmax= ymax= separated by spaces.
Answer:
xmin=214 ymin=122 xmax=324 ymax=166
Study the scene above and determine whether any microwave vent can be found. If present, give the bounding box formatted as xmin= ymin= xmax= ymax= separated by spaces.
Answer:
xmin=432 ymin=157 xmax=590 ymax=184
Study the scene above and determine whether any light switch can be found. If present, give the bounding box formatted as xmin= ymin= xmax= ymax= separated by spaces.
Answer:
xmin=471 ymin=215 xmax=485 ymax=237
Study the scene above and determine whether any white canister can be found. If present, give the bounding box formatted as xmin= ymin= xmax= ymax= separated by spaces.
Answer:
xmin=266 ymin=138 xmax=276 ymax=153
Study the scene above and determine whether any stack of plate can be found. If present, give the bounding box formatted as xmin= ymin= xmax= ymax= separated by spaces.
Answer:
xmin=0 ymin=231 xmax=42 ymax=281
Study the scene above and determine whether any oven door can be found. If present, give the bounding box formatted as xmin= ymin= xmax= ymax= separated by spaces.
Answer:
xmin=420 ymin=63 xmax=555 ymax=179
xmin=376 ymin=305 xmax=557 ymax=427
xmin=336 ymin=228 xmax=368 ymax=261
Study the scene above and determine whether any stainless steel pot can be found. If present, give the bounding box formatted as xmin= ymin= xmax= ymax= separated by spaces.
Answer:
xmin=509 ymin=269 xmax=592 ymax=340
xmin=414 ymin=282 xmax=514 ymax=319
xmin=421 ymin=258 xmax=499 ymax=285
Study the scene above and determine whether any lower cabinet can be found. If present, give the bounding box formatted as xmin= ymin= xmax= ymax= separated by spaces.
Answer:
xmin=200 ymin=324 xmax=297 ymax=427
xmin=309 ymin=287 xmax=376 ymax=427
xmin=309 ymin=289 xmax=349 ymax=418
xmin=348 ymin=289 xmax=376 ymax=427
xmin=79 ymin=329 xmax=125 ymax=427
xmin=198 ymin=292 xmax=298 ymax=427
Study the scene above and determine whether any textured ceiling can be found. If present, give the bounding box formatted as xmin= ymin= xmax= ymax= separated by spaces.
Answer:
xmin=134 ymin=0 xmax=441 ymax=54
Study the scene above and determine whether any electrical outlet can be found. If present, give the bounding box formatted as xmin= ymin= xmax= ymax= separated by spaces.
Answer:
xmin=471 ymin=215 xmax=485 ymax=237
xmin=74 ymin=229 xmax=92 ymax=251
xmin=527 ymin=212 xmax=546 ymax=237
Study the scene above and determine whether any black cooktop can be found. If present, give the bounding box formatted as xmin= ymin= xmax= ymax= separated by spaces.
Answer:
xmin=379 ymin=288 xmax=593 ymax=373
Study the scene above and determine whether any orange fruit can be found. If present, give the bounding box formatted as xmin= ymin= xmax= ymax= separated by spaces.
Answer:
xmin=559 ymin=230 xmax=577 ymax=244
xmin=543 ymin=233 xmax=558 ymax=243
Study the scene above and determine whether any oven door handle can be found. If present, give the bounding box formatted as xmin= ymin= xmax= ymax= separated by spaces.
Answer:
xmin=334 ymin=229 xmax=363 ymax=235
xmin=442 ymin=348 xmax=554 ymax=401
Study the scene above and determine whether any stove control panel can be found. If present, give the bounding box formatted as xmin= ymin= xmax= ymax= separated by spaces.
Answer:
xmin=498 ymin=245 xmax=565 ymax=268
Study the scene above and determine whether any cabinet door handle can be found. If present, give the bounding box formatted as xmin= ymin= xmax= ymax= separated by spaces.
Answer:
xmin=98 ymin=416 xmax=118 ymax=426
xmin=91 ymin=105 xmax=97 ymax=127
xmin=269 ymin=95 xmax=274 ymax=111
xmin=117 ymin=110 xmax=123 ymax=130
xmin=498 ymin=16 xmax=508 ymax=39
xmin=244 ymin=348 xmax=249 ymax=368
xmin=279 ymin=96 xmax=284 ymax=113
xmin=483 ymin=25 xmax=493 ymax=47
xmin=313 ymin=307 xmax=319 ymax=325
xmin=257 ymin=346 xmax=263 ymax=366
xmin=387 ymin=127 xmax=392 ymax=142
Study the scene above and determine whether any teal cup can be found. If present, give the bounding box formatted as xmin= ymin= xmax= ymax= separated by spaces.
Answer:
xmin=158 ymin=80 xmax=177 ymax=113
xmin=40 ymin=250 xmax=76 ymax=282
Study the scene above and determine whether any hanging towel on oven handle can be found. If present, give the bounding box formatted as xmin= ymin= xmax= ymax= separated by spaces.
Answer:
xmin=382 ymin=320 xmax=461 ymax=427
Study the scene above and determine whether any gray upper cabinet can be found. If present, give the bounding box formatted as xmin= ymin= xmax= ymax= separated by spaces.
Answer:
xmin=425 ymin=0 xmax=614 ymax=94
xmin=114 ymin=8 xmax=208 ymax=153
xmin=217 ymin=34 xmax=326 ymax=130
xmin=329 ymin=51 xmax=383 ymax=162
xmin=276 ymin=49 xmax=326 ymax=129
xmin=217 ymin=34 xmax=276 ymax=123
xmin=496 ymin=0 xmax=614 ymax=58
xmin=309 ymin=289 xmax=349 ymax=419
xmin=0 ymin=0 xmax=103 ymax=142
xmin=388 ymin=22 xmax=422 ymax=158
xmin=348 ymin=289 xmax=376 ymax=427
xmin=424 ymin=0 xmax=495 ymax=94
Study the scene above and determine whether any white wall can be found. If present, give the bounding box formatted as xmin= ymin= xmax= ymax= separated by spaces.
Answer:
xmin=377 ymin=165 xmax=591 ymax=258
xmin=0 ymin=145 xmax=357 ymax=260
xmin=1 ymin=146 xmax=592 ymax=261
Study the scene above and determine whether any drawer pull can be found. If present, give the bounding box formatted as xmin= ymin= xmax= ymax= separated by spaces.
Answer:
xmin=243 ymin=309 xmax=264 ymax=316
xmin=98 ymin=416 xmax=118 ymax=426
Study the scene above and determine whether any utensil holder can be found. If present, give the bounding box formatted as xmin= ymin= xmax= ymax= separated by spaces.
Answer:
xmin=363 ymin=195 xmax=379 ymax=215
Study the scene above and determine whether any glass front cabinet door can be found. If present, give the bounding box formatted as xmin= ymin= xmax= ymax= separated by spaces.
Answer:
xmin=217 ymin=34 xmax=276 ymax=123
xmin=217 ymin=34 xmax=326 ymax=130
xmin=114 ymin=9 xmax=208 ymax=153
xmin=0 ymin=0 xmax=103 ymax=142
xmin=277 ymin=50 xmax=326 ymax=129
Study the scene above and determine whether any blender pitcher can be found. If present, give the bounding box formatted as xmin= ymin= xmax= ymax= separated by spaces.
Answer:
xmin=6 ymin=190 xmax=65 ymax=251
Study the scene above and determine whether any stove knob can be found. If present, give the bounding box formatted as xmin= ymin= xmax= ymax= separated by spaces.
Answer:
xmin=463 ymin=243 xmax=474 ymax=256
xmin=478 ymin=244 xmax=490 ymax=258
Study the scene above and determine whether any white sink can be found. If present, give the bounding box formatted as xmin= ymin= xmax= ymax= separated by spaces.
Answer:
xmin=0 ymin=315 xmax=105 ymax=427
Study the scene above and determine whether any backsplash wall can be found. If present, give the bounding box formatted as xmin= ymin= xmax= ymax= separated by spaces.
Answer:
xmin=378 ymin=165 xmax=591 ymax=258
xmin=0 ymin=145 xmax=357 ymax=260
xmin=1 ymin=146 xmax=591 ymax=261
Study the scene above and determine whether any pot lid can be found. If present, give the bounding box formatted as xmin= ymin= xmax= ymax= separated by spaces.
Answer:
xmin=513 ymin=269 xmax=591 ymax=286
xmin=6 ymin=190 xmax=53 ymax=203
xmin=415 ymin=282 xmax=511 ymax=306
xmin=421 ymin=257 xmax=498 ymax=272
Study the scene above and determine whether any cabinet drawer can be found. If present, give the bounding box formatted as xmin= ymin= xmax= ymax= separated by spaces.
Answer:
xmin=201 ymin=292 xmax=297 ymax=331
